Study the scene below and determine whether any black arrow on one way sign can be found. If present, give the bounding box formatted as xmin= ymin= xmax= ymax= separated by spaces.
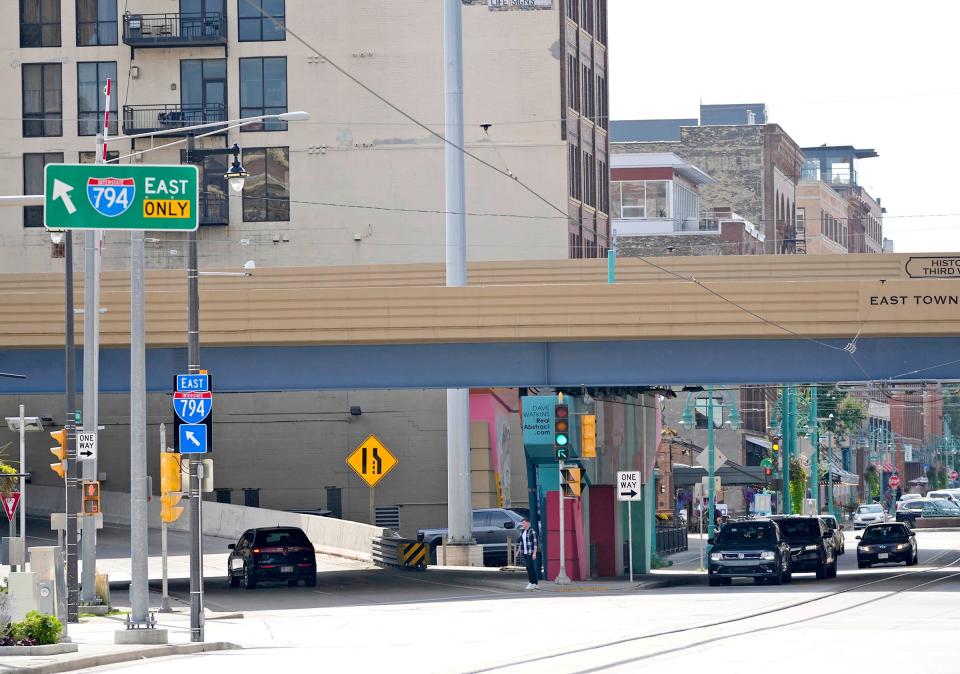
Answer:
xmin=620 ymin=489 xmax=637 ymax=499
xmin=80 ymin=450 xmax=94 ymax=458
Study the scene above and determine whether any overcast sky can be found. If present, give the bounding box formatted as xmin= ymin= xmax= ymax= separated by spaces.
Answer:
xmin=608 ymin=0 xmax=958 ymax=253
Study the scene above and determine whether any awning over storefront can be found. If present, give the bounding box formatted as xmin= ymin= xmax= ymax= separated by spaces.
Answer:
xmin=745 ymin=436 xmax=772 ymax=450
xmin=673 ymin=462 xmax=767 ymax=487
xmin=873 ymin=462 xmax=896 ymax=473
xmin=822 ymin=466 xmax=860 ymax=486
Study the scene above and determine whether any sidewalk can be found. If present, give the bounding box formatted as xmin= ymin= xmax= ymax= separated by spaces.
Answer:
xmin=0 ymin=607 xmax=238 ymax=674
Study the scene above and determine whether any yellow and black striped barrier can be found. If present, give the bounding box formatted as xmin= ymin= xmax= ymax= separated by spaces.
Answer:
xmin=398 ymin=541 xmax=428 ymax=570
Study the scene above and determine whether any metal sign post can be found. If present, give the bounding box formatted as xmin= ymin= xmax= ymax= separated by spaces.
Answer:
xmin=617 ymin=471 xmax=641 ymax=582
xmin=174 ymin=374 xmax=211 ymax=642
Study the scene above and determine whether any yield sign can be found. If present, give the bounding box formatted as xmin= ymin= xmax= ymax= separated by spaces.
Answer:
xmin=2 ymin=493 xmax=21 ymax=521
xmin=346 ymin=435 xmax=398 ymax=488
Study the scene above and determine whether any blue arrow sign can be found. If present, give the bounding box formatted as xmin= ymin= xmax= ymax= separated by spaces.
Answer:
xmin=173 ymin=391 xmax=212 ymax=424
xmin=178 ymin=423 xmax=208 ymax=454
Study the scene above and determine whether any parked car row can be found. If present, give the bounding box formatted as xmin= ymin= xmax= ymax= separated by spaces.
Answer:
xmin=895 ymin=498 xmax=960 ymax=527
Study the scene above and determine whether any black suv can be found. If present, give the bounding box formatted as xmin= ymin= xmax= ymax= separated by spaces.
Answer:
xmin=707 ymin=520 xmax=792 ymax=586
xmin=770 ymin=516 xmax=837 ymax=579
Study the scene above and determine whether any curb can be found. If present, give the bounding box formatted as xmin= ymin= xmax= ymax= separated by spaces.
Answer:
xmin=0 ymin=641 xmax=240 ymax=674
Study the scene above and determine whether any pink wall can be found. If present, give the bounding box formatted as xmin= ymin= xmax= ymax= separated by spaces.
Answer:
xmin=470 ymin=389 xmax=519 ymax=507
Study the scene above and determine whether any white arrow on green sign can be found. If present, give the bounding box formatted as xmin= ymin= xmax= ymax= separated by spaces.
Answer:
xmin=44 ymin=164 xmax=199 ymax=231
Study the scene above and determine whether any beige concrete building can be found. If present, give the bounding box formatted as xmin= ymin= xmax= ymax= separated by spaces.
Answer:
xmin=3 ymin=0 xmax=609 ymax=273
xmin=797 ymin=179 xmax=848 ymax=254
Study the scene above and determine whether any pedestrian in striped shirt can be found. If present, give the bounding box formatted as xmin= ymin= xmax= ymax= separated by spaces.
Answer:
xmin=519 ymin=518 xmax=540 ymax=590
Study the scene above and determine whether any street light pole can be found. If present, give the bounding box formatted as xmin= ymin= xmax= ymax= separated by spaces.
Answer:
xmin=443 ymin=0 xmax=472 ymax=551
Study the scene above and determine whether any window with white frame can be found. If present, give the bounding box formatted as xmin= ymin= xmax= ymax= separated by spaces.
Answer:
xmin=610 ymin=180 xmax=671 ymax=219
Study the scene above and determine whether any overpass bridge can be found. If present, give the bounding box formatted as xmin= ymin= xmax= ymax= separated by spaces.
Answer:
xmin=1 ymin=253 xmax=958 ymax=392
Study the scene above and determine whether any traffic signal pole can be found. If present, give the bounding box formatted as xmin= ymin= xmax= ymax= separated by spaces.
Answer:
xmin=64 ymin=231 xmax=79 ymax=624
xmin=81 ymin=132 xmax=104 ymax=605
xmin=556 ymin=461 xmax=570 ymax=584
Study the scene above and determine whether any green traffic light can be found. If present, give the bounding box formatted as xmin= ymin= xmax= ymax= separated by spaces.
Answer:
xmin=556 ymin=433 xmax=569 ymax=446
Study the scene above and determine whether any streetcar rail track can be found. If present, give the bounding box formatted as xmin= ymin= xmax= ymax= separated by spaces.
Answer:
xmin=470 ymin=546 xmax=960 ymax=673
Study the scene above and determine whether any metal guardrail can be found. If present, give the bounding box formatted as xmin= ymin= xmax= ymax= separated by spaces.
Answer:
xmin=372 ymin=534 xmax=428 ymax=570
xmin=122 ymin=104 xmax=227 ymax=136
xmin=123 ymin=12 xmax=227 ymax=47
xmin=655 ymin=524 xmax=688 ymax=556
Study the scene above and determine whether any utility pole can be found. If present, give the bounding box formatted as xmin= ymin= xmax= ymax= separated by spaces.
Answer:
xmin=707 ymin=385 xmax=716 ymax=541
xmin=64 ymin=231 xmax=79 ymax=623
xmin=443 ymin=0 xmax=472 ymax=549
xmin=18 ymin=404 xmax=25 ymax=573
xmin=186 ymin=133 xmax=205 ymax=642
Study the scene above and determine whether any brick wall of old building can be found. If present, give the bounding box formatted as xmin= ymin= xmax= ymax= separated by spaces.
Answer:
xmin=613 ymin=123 xmax=804 ymax=254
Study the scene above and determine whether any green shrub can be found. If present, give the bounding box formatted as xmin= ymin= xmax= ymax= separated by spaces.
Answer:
xmin=11 ymin=611 xmax=62 ymax=645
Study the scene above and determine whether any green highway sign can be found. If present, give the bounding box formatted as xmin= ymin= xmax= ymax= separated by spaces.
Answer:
xmin=44 ymin=164 xmax=199 ymax=231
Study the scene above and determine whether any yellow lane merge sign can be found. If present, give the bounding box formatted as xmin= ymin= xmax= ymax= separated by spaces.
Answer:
xmin=346 ymin=435 xmax=398 ymax=488
xmin=144 ymin=199 xmax=191 ymax=218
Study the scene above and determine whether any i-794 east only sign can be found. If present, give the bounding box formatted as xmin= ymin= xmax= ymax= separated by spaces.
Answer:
xmin=43 ymin=164 xmax=199 ymax=232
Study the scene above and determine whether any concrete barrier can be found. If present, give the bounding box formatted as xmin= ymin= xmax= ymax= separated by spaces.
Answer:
xmin=26 ymin=486 xmax=386 ymax=562
xmin=913 ymin=517 xmax=960 ymax=529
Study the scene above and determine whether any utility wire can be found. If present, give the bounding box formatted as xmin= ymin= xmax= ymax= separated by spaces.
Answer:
xmin=239 ymin=0 xmax=866 ymax=358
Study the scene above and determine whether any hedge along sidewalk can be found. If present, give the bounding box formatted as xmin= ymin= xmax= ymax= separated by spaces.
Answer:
xmin=0 ymin=641 xmax=239 ymax=674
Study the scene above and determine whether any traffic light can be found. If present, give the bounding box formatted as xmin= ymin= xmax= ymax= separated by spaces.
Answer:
xmin=160 ymin=453 xmax=184 ymax=523
xmin=771 ymin=436 xmax=782 ymax=453
xmin=764 ymin=467 xmax=773 ymax=477
xmin=554 ymin=403 xmax=569 ymax=460
xmin=49 ymin=429 xmax=67 ymax=478
xmin=581 ymin=414 xmax=597 ymax=458
xmin=82 ymin=481 xmax=100 ymax=515
xmin=561 ymin=466 xmax=583 ymax=498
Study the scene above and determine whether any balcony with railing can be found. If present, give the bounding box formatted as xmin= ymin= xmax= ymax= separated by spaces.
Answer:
xmin=198 ymin=193 xmax=229 ymax=226
xmin=122 ymin=104 xmax=226 ymax=136
xmin=122 ymin=12 xmax=227 ymax=48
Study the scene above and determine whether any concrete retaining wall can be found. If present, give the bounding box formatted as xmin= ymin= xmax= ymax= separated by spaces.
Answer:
xmin=26 ymin=486 xmax=386 ymax=562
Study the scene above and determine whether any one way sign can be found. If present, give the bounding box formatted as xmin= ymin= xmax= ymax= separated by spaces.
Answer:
xmin=617 ymin=470 xmax=641 ymax=501
xmin=76 ymin=432 xmax=97 ymax=461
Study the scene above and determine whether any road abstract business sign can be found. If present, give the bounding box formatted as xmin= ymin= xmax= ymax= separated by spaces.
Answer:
xmin=44 ymin=164 xmax=199 ymax=231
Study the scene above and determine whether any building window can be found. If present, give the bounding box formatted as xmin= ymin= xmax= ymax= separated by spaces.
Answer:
xmin=78 ymin=62 xmax=118 ymax=136
xmin=239 ymin=0 xmax=285 ymax=41
xmin=611 ymin=180 xmax=671 ymax=219
xmin=22 ymin=63 xmax=62 ymax=137
xmin=24 ymin=152 xmax=63 ymax=227
xmin=181 ymin=58 xmax=227 ymax=122
xmin=79 ymin=150 xmax=119 ymax=163
xmin=242 ymin=147 xmax=289 ymax=222
xmin=567 ymin=54 xmax=579 ymax=112
xmin=20 ymin=0 xmax=60 ymax=47
xmin=76 ymin=0 xmax=117 ymax=46
xmin=239 ymin=57 xmax=287 ymax=131
xmin=568 ymin=144 xmax=581 ymax=201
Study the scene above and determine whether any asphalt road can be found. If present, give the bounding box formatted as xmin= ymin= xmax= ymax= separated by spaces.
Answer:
xmin=83 ymin=529 xmax=960 ymax=673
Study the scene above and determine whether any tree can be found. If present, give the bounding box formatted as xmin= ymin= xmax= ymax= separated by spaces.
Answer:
xmin=790 ymin=457 xmax=807 ymax=513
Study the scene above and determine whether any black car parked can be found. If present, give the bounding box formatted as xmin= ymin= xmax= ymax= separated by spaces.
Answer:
xmin=770 ymin=516 xmax=837 ymax=579
xmin=857 ymin=522 xmax=917 ymax=568
xmin=707 ymin=520 xmax=792 ymax=586
xmin=228 ymin=527 xmax=317 ymax=589
xmin=895 ymin=498 xmax=960 ymax=528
